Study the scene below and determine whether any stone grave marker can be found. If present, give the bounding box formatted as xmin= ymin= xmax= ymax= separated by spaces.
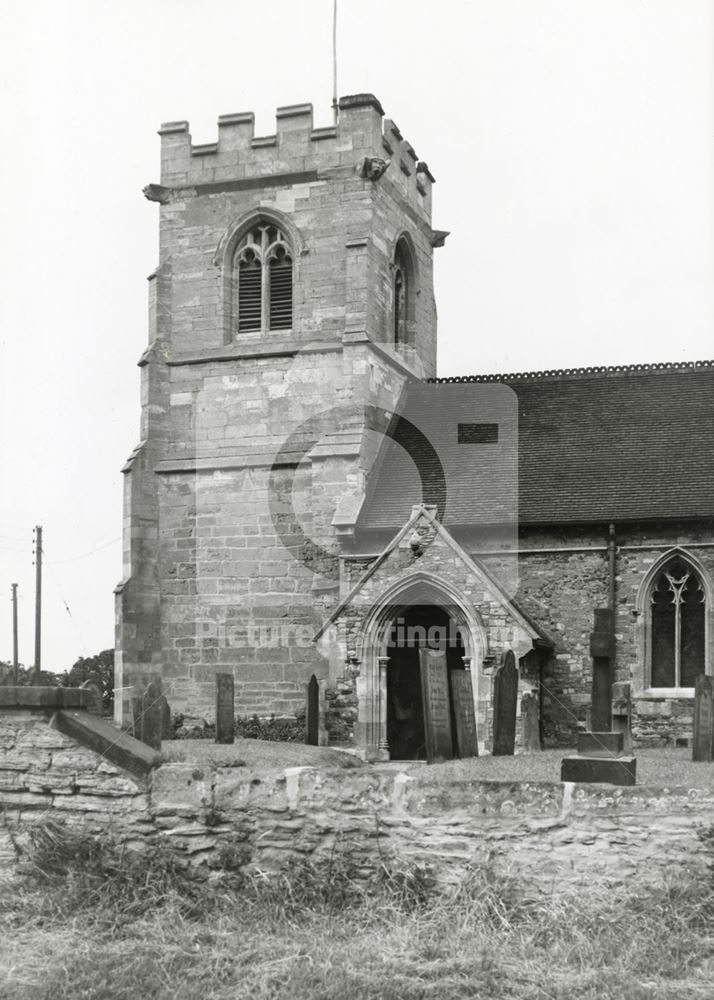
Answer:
xmin=561 ymin=608 xmax=637 ymax=785
xmin=590 ymin=608 xmax=614 ymax=732
xmin=306 ymin=674 xmax=319 ymax=746
xmin=693 ymin=675 xmax=714 ymax=762
xmin=215 ymin=673 xmax=235 ymax=745
xmin=492 ymin=651 xmax=518 ymax=755
xmin=419 ymin=648 xmax=453 ymax=762
xmin=521 ymin=692 xmax=541 ymax=751
xmin=134 ymin=680 xmax=163 ymax=750
xmin=611 ymin=681 xmax=633 ymax=754
xmin=450 ymin=668 xmax=478 ymax=758
xmin=80 ymin=673 xmax=103 ymax=716
xmin=160 ymin=694 xmax=173 ymax=740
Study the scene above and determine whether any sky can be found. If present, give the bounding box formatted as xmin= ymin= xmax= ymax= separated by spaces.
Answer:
xmin=0 ymin=0 xmax=712 ymax=672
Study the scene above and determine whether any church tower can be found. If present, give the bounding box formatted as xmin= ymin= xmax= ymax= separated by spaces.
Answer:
xmin=115 ymin=94 xmax=443 ymax=724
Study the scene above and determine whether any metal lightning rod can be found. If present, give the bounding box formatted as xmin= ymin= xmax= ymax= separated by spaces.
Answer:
xmin=332 ymin=0 xmax=338 ymax=125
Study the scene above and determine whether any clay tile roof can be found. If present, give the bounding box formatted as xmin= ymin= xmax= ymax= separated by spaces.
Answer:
xmin=358 ymin=361 xmax=714 ymax=530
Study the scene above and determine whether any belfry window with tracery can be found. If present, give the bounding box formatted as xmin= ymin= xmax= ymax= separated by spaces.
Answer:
xmin=235 ymin=223 xmax=293 ymax=334
xmin=650 ymin=556 xmax=706 ymax=687
xmin=393 ymin=237 xmax=413 ymax=346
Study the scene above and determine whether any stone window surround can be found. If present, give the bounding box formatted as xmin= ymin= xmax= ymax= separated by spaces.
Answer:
xmin=389 ymin=231 xmax=419 ymax=348
xmin=634 ymin=546 xmax=713 ymax=699
xmin=214 ymin=206 xmax=304 ymax=346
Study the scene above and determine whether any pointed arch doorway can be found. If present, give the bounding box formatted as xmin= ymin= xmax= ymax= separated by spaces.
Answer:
xmin=386 ymin=604 xmax=466 ymax=759
xmin=356 ymin=575 xmax=485 ymax=761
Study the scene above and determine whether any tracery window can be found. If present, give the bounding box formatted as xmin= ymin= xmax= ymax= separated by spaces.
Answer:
xmin=393 ymin=238 xmax=413 ymax=346
xmin=650 ymin=557 xmax=706 ymax=687
xmin=235 ymin=223 xmax=293 ymax=334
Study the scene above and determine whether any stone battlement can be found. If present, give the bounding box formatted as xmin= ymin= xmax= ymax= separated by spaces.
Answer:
xmin=156 ymin=93 xmax=434 ymax=214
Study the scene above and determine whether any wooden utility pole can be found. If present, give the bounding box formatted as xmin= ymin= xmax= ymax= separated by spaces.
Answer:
xmin=11 ymin=583 xmax=18 ymax=683
xmin=33 ymin=526 xmax=42 ymax=683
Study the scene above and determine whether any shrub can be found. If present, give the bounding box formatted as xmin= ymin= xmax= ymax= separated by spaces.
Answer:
xmin=171 ymin=710 xmax=306 ymax=742
xmin=234 ymin=711 xmax=305 ymax=742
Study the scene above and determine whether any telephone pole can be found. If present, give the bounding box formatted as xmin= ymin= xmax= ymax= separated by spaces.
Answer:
xmin=33 ymin=526 xmax=42 ymax=683
xmin=11 ymin=583 xmax=18 ymax=683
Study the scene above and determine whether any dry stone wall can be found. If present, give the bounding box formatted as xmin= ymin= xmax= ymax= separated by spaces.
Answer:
xmin=1 ymin=699 xmax=712 ymax=891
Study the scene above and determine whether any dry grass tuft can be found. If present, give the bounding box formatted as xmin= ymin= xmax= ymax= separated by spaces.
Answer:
xmin=1 ymin=819 xmax=714 ymax=999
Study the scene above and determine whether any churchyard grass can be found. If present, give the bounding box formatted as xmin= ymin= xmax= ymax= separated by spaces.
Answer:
xmin=406 ymin=747 xmax=714 ymax=788
xmin=1 ymin=821 xmax=714 ymax=999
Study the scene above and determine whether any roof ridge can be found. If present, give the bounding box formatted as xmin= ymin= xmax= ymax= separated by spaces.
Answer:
xmin=429 ymin=359 xmax=714 ymax=384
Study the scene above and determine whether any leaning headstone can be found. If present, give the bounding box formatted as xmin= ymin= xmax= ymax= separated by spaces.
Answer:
xmin=215 ymin=673 xmax=235 ymax=745
xmin=492 ymin=651 xmax=518 ymax=755
xmin=306 ymin=674 xmax=319 ymax=746
xmin=450 ymin=668 xmax=479 ymax=758
xmin=80 ymin=673 xmax=103 ymax=716
xmin=521 ymin=692 xmax=541 ymax=751
xmin=419 ymin=648 xmax=453 ymax=762
xmin=693 ymin=675 xmax=714 ymax=762
xmin=159 ymin=694 xmax=172 ymax=740
xmin=134 ymin=681 xmax=163 ymax=750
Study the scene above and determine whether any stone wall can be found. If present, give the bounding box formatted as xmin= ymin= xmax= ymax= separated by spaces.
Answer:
xmin=2 ymin=698 xmax=712 ymax=890
xmin=0 ymin=695 xmax=154 ymax=868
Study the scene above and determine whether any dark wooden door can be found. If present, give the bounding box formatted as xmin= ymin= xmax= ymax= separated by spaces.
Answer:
xmin=419 ymin=648 xmax=453 ymax=763
xmin=306 ymin=674 xmax=319 ymax=746
xmin=450 ymin=669 xmax=479 ymax=758
xmin=492 ymin=651 xmax=518 ymax=755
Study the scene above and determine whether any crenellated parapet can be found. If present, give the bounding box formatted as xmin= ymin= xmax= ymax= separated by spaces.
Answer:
xmin=155 ymin=93 xmax=433 ymax=219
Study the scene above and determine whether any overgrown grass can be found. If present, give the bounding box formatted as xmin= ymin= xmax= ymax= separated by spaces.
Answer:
xmin=1 ymin=821 xmax=714 ymax=999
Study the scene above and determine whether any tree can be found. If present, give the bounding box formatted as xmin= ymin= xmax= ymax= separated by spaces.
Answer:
xmin=63 ymin=649 xmax=114 ymax=715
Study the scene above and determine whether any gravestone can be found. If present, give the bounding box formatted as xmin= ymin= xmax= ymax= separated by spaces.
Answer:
xmin=590 ymin=608 xmax=614 ymax=732
xmin=215 ymin=673 xmax=235 ymax=745
xmin=561 ymin=608 xmax=637 ymax=785
xmin=693 ymin=675 xmax=714 ymax=762
xmin=80 ymin=673 xmax=103 ymax=716
xmin=133 ymin=681 xmax=162 ymax=750
xmin=419 ymin=648 xmax=453 ymax=762
xmin=521 ymin=692 xmax=541 ymax=751
xmin=160 ymin=694 xmax=173 ymax=740
xmin=492 ymin=651 xmax=518 ymax=756
xmin=306 ymin=674 xmax=319 ymax=746
xmin=611 ymin=681 xmax=633 ymax=754
xmin=450 ymin=668 xmax=479 ymax=758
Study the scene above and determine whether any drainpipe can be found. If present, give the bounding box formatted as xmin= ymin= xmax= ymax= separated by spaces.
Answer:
xmin=608 ymin=522 xmax=617 ymax=687
xmin=608 ymin=523 xmax=616 ymax=613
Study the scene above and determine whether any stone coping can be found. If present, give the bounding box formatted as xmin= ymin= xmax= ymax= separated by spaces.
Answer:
xmin=0 ymin=686 xmax=92 ymax=709
xmin=51 ymin=710 xmax=163 ymax=780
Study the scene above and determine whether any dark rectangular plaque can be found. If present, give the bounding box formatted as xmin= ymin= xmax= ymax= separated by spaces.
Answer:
xmin=419 ymin=648 xmax=453 ymax=763
xmin=561 ymin=755 xmax=637 ymax=786
xmin=450 ymin=669 xmax=478 ymax=758
xmin=457 ymin=423 xmax=499 ymax=444
xmin=215 ymin=673 xmax=235 ymax=745
xmin=693 ymin=674 xmax=714 ymax=762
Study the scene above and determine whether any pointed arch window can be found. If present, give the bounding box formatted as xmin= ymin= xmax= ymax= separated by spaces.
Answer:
xmin=393 ymin=237 xmax=414 ymax=346
xmin=235 ymin=223 xmax=293 ymax=334
xmin=650 ymin=556 xmax=706 ymax=688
